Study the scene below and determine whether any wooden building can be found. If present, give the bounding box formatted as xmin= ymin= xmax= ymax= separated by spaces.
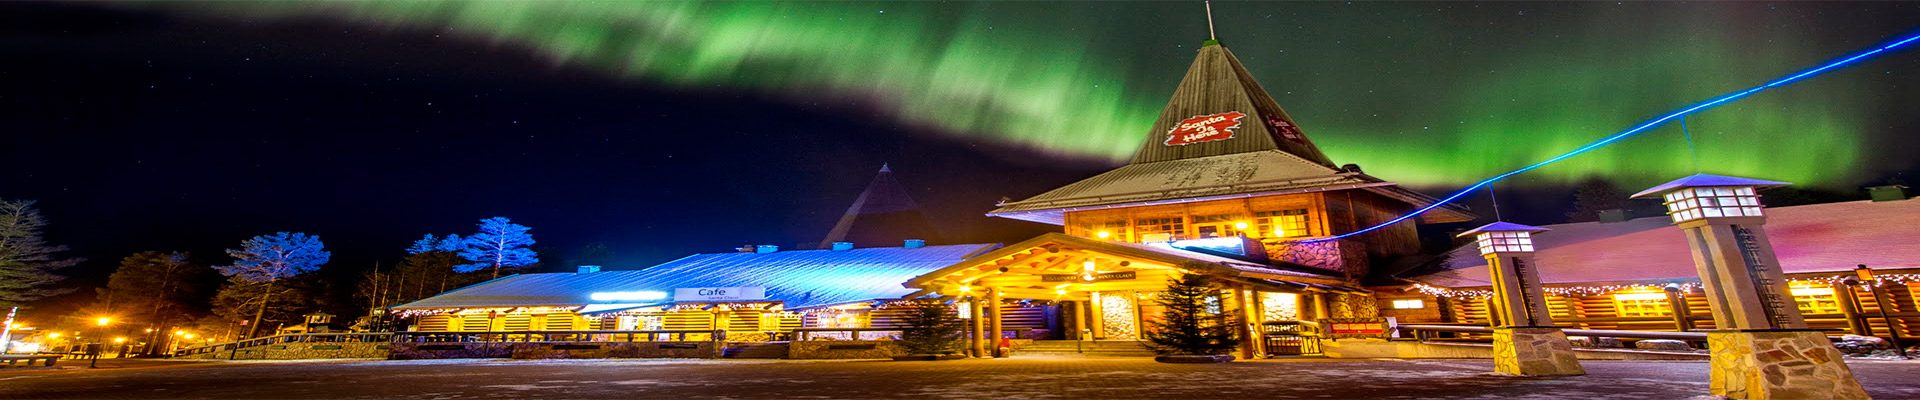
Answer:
xmin=904 ymin=38 xmax=1473 ymax=356
xmin=1398 ymin=197 xmax=1920 ymax=338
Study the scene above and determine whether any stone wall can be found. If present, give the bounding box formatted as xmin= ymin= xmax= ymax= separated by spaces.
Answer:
xmin=1492 ymin=327 xmax=1584 ymax=376
xmin=509 ymin=341 xmax=723 ymax=359
xmin=788 ymin=340 xmax=910 ymax=359
xmin=1263 ymin=239 xmax=1369 ymax=277
xmin=1708 ymin=331 xmax=1868 ymax=399
xmin=388 ymin=342 xmax=514 ymax=360
xmin=178 ymin=342 xmax=389 ymax=360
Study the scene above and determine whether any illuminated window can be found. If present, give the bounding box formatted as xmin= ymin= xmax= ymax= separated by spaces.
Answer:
xmin=1134 ymin=217 xmax=1185 ymax=240
xmin=1612 ymin=292 xmax=1672 ymax=317
xmin=1789 ymin=282 xmax=1842 ymax=315
xmin=1075 ymin=220 xmax=1127 ymax=240
xmin=1474 ymin=231 xmax=1535 ymax=254
xmin=1191 ymin=214 xmax=1247 ymax=238
xmin=1390 ymin=299 xmax=1424 ymax=309
xmin=1255 ymin=209 xmax=1310 ymax=238
xmin=1661 ymin=187 xmax=1762 ymax=223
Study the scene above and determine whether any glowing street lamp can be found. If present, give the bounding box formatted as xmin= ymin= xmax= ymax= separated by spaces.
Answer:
xmin=96 ymin=317 xmax=112 ymax=326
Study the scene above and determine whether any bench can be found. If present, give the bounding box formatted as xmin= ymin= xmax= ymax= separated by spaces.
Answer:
xmin=1 ymin=354 xmax=61 ymax=367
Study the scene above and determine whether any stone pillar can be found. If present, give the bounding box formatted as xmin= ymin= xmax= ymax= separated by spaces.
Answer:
xmin=1493 ymin=327 xmax=1584 ymax=376
xmin=1459 ymin=222 xmax=1583 ymax=376
xmin=1634 ymin=174 xmax=1865 ymax=399
xmin=1708 ymin=331 xmax=1868 ymax=399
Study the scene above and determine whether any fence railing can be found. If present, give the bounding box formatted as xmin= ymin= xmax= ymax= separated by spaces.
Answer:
xmin=790 ymin=327 xmax=1034 ymax=341
xmin=1395 ymin=324 xmax=1709 ymax=342
xmin=391 ymin=330 xmax=728 ymax=343
xmin=176 ymin=332 xmax=394 ymax=357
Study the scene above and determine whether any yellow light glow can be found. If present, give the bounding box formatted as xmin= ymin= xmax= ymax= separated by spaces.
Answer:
xmin=958 ymin=286 xmax=971 ymax=293
xmin=183 ymin=334 xmax=194 ymax=339
xmin=1790 ymin=287 xmax=1835 ymax=297
xmin=1095 ymin=231 xmax=1111 ymax=239
xmin=1055 ymin=289 xmax=1067 ymax=295
xmin=96 ymin=318 xmax=112 ymax=326
xmin=1082 ymin=261 xmax=1096 ymax=271
xmin=114 ymin=337 xmax=126 ymax=343
xmin=1613 ymin=292 xmax=1666 ymax=301
xmin=1273 ymin=229 xmax=1286 ymax=237
xmin=1234 ymin=221 xmax=1249 ymax=229
xmin=175 ymin=331 xmax=186 ymax=335
xmin=145 ymin=328 xmax=154 ymax=333
xmin=48 ymin=333 xmax=60 ymax=338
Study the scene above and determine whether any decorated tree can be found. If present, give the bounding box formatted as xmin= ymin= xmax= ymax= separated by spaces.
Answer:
xmin=1143 ymin=270 xmax=1240 ymax=356
xmin=897 ymin=298 xmax=966 ymax=356
xmin=218 ymin=232 xmax=330 ymax=338
xmin=0 ymin=199 xmax=81 ymax=308
xmin=456 ymin=217 xmax=538 ymax=279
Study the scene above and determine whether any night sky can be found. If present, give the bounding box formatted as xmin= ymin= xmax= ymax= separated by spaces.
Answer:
xmin=5 ymin=2 xmax=1918 ymax=311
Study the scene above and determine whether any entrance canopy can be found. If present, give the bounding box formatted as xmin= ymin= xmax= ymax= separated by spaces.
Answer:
xmin=905 ymin=233 xmax=1360 ymax=301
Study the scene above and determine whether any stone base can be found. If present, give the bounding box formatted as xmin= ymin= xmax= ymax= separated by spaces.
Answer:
xmin=1708 ymin=331 xmax=1868 ymax=399
xmin=1493 ymin=327 xmax=1585 ymax=376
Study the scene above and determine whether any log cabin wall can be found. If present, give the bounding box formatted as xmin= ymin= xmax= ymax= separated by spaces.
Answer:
xmin=1320 ymin=190 xmax=1421 ymax=258
xmin=1061 ymin=193 xmax=1326 ymax=242
xmin=1436 ymin=281 xmax=1920 ymax=337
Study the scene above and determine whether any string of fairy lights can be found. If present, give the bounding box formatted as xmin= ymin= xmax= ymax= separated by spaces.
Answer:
xmin=1413 ymin=272 xmax=1920 ymax=300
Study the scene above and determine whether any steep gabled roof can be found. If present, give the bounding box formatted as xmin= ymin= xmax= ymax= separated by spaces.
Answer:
xmin=1407 ymin=199 xmax=1920 ymax=288
xmin=392 ymin=243 xmax=1001 ymax=310
xmin=817 ymin=164 xmax=943 ymax=249
xmin=988 ymin=41 xmax=1472 ymax=224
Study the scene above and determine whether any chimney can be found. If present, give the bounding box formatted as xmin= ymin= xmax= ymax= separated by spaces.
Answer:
xmin=755 ymin=245 xmax=780 ymax=254
xmin=903 ymin=239 xmax=926 ymax=249
xmin=576 ymin=265 xmax=602 ymax=274
xmin=1868 ymin=185 xmax=1910 ymax=202
xmin=1597 ymin=209 xmax=1629 ymax=223
xmin=831 ymin=242 xmax=854 ymax=251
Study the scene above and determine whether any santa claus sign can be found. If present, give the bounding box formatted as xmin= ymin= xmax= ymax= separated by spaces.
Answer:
xmin=1163 ymin=111 xmax=1247 ymax=146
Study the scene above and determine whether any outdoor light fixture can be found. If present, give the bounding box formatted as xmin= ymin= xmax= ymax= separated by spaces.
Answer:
xmin=1661 ymin=187 xmax=1762 ymax=222
xmin=113 ymin=337 xmax=125 ymax=343
xmin=95 ymin=318 xmax=111 ymax=326
xmin=174 ymin=331 xmax=185 ymax=336
xmin=958 ymin=286 xmax=971 ymax=293
xmin=588 ymin=291 xmax=668 ymax=301
xmin=48 ymin=333 xmax=59 ymax=338
xmin=1234 ymin=221 xmax=1249 ymax=230
xmin=1463 ymin=222 xmax=1548 ymax=255
xmin=1273 ymin=228 xmax=1286 ymax=237
xmin=1095 ymin=231 xmax=1111 ymax=239
xmin=1082 ymin=260 xmax=1096 ymax=271
xmin=183 ymin=334 xmax=194 ymax=339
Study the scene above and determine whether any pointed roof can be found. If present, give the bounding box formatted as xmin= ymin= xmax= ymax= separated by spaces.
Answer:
xmin=989 ymin=41 xmax=1473 ymax=225
xmin=817 ymin=165 xmax=943 ymax=249
xmin=1133 ymin=42 xmax=1338 ymax=167
xmin=1456 ymin=221 xmax=1551 ymax=238
xmin=1631 ymin=174 xmax=1792 ymax=199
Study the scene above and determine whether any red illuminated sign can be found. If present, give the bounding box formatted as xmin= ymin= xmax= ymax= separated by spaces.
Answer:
xmin=1164 ymin=111 xmax=1247 ymax=146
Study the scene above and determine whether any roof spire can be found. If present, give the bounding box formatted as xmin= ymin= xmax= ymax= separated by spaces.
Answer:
xmin=1205 ymin=1 xmax=1217 ymax=40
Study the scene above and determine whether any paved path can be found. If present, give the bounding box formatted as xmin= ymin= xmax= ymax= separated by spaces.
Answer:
xmin=3 ymin=356 xmax=1917 ymax=399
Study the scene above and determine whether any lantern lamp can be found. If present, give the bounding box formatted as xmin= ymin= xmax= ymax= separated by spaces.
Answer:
xmin=1630 ymin=174 xmax=1787 ymax=224
xmin=1457 ymin=221 xmax=1549 ymax=255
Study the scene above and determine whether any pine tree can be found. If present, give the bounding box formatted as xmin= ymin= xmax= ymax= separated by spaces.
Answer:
xmin=897 ymin=298 xmax=965 ymax=355
xmin=0 ymin=199 xmax=81 ymax=308
xmin=456 ymin=217 xmax=538 ymax=279
xmin=218 ymin=232 xmax=330 ymax=338
xmin=1143 ymin=270 xmax=1240 ymax=356
xmin=102 ymin=251 xmax=214 ymax=354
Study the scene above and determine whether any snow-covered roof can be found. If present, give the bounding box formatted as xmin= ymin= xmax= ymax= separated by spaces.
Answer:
xmin=1456 ymin=221 xmax=1551 ymax=237
xmin=393 ymin=243 xmax=1001 ymax=311
xmin=1408 ymin=198 xmax=1920 ymax=288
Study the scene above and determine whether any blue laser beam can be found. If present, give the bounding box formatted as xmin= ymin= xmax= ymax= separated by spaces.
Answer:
xmin=1307 ymin=31 xmax=1920 ymax=243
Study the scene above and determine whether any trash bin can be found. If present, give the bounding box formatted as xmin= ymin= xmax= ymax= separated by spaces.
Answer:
xmin=1262 ymin=321 xmax=1322 ymax=356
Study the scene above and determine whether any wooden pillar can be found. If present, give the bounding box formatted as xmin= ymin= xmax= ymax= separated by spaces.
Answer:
xmin=969 ymin=297 xmax=986 ymax=357
xmin=1836 ymin=282 xmax=1871 ymax=336
xmin=1071 ymin=300 xmax=1089 ymax=340
xmin=1483 ymin=298 xmax=1501 ymax=327
xmin=988 ymin=289 xmax=1005 ymax=357
xmin=1251 ymin=289 xmax=1267 ymax=356
xmin=1664 ymin=287 xmax=1696 ymax=332
xmin=1089 ymin=292 xmax=1105 ymax=340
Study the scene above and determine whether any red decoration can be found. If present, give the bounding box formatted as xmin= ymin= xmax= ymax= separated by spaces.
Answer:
xmin=1163 ymin=111 xmax=1248 ymax=146
xmin=1266 ymin=114 xmax=1305 ymax=143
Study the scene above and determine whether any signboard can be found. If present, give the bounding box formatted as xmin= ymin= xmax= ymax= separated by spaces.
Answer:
xmin=673 ymin=286 xmax=767 ymax=302
xmin=1163 ymin=111 xmax=1247 ymax=146
xmin=1264 ymin=114 xmax=1306 ymax=143
xmin=1042 ymin=271 xmax=1136 ymax=283
xmin=1323 ymin=317 xmax=1391 ymax=339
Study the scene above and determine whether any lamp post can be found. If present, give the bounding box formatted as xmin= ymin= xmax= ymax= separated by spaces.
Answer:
xmin=89 ymin=317 xmax=111 ymax=368
xmin=1456 ymin=222 xmax=1583 ymax=376
xmin=1854 ymin=265 xmax=1908 ymax=359
xmin=1633 ymin=174 xmax=1865 ymax=399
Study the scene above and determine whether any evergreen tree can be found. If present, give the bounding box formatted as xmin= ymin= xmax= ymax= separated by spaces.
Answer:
xmin=456 ymin=217 xmax=538 ymax=279
xmin=102 ymin=252 xmax=215 ymax=354
xmin=218 ymin=232 xmax=330 ymax=338
xmin=0 ymin=199 xmax=81 ymax=308
xmin=1143 ymin=269 xmax=1240 ymax=356
xmin=897 ymin=298 xmax=965 ymax=355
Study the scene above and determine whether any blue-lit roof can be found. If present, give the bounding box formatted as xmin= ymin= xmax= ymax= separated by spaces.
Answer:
xmin=1630 ymin=174 xmax=1790 ymax=198
xmin=393 ymin=243 xmax=1000 ymax=311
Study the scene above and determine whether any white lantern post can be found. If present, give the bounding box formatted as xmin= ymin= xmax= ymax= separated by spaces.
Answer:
xmin=1457 ymin=222 xmax=1583 ymax=376
xmin=1632 ymin=174 xmax=1865 ymax=399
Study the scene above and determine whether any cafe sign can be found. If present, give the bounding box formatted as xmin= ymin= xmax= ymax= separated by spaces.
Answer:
xmin=1323 ymin=317 xmax=1391 ymax=339
xmin=1042 ymin=271 xmax=1137 ymax=283
xmin=673 ymin=286 xmax=767 ymax=302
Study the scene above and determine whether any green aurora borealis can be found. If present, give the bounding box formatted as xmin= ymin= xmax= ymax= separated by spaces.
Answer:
xmin=139 ymin=1 xmax=1918 ymax=188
